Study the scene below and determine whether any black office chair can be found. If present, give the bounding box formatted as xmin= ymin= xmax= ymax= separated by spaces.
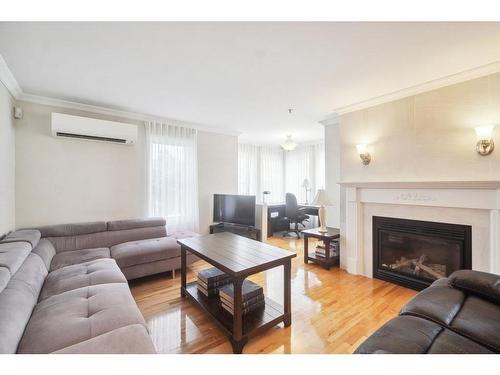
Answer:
xmin=283 ymin=193 xmax=309 ymax=238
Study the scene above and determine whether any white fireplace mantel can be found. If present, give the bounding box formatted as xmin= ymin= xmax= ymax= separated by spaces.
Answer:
xmin=338 ymin=180 xmax=500 ymax=278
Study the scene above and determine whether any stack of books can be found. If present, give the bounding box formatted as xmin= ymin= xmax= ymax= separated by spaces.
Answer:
xmin=219 ymin=280 xmax=265 ymax=316
xmin=315 ymin=240 xmax=339 ymax=259
xmin=197 ymin=267 xmax=230 ymax=298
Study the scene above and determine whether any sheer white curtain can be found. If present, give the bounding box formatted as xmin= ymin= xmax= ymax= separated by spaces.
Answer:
xmin=238 ymin=142 xmax=324 ymax=204
xmin=145 ymin=121 xmax=199 ymax=232
xmin=285 ymin=142 xmax=325 ymax=204
xmin=260 ymin=146 xmax=284 ymax=204
xmin=238 ymin=144 xmax=259 ymax=196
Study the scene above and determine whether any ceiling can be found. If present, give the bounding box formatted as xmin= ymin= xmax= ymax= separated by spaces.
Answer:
xmin=1 ymin=22 xmax=500 ymax=144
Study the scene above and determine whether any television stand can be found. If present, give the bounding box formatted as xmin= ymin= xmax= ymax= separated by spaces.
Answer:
xmin=209 ymin=223 xmax=261 ymax=241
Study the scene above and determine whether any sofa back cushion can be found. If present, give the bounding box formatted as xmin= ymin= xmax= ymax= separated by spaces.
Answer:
xmin=449 ymin=270 xmax=500 ymax=305
xmin=2 ymin=229 xmax=41 ymax=248
xmin=107 ymin=218 xmax=166 ymax=232
xmin=0 ymin=242 xmax=32 ymax=293
xmin=37 ymin=221 xmax=107 ymax=238
xmin=39 ymin=218 xmax=167 ymax=253
xmin=0 ymin=253 xmax=47 ymax=353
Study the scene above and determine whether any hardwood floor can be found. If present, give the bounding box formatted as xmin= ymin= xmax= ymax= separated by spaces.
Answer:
xmin=129 ymin=236 xmax=417 ymax=354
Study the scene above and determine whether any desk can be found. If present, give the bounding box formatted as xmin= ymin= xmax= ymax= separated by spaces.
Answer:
xmin=266 ymin=203 xmax=320 ymax=238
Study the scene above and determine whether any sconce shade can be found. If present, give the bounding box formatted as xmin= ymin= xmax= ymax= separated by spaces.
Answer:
xmin=476 ymin=126 xmax=494 ymax=141
xmin=356 ymin=144 xmax=368 ymax=154
xmin=301 ymin=178 xmax=310 ymax=188
xmin=475 ymin=126 xmax=494 ymax=140
xmin=312 ymin=189 xmax=332 ymax=206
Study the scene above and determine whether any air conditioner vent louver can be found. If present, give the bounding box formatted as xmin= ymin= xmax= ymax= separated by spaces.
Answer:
xmin=55 ymin=132 xmax=127 ymax=143
xmin=51 ymin=113 xmax=138 ymax=145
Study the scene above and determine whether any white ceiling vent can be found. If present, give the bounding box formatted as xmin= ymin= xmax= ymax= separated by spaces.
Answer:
xmin=51 ymin=113 xmax=138 ymax=145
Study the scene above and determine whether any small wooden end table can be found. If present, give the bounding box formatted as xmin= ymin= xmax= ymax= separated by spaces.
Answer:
xmin=177 ymin=232 xmax=296 ymax=354
xmin=303 ymin=227 xmax=340 ymax=270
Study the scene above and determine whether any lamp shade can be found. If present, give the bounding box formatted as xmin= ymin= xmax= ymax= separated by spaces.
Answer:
xmin=475 ymin=126 xmax=494 ymax=140
xmin=301 ymin=178 xmax=310 ymax=188
xmin=312 ymin=189 xmax=332 ymax=206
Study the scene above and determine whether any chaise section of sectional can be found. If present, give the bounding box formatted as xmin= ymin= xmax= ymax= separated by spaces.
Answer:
xmin=17 ymin=283 xmax=148 ymax=353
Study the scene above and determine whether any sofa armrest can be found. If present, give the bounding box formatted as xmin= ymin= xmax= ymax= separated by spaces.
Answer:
xmin=449 ymin=270 xmax=500 ymax=305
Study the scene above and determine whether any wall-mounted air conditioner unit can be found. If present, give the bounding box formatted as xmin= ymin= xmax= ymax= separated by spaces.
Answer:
xmin=51 ymin=113 xmax=138 ymax=145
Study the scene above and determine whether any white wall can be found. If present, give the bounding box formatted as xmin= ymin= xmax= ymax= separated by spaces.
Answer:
xmin=324 ymin=123 xmax=341 ymax=228
xmin=339 ymin=72 xmax=500 ymax=182
xmin=0 ymin=82 xmax=15 ymax=235
xmin=15 ymin=101 xmax=145 ymax=228
xmin=197 ymin=131 xmax=238 ymax=234
xmin=14 ymin=101 xmax=238 ymax=230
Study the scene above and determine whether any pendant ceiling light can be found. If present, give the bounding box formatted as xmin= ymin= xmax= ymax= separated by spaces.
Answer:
xmin=281 ymin=108 xmax=297 ymax=152
xmin=281 ymin=135 xmax=297 ymax=151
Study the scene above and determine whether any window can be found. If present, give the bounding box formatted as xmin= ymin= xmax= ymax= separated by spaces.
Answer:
xmin=145 ymin=122 xmax=199 ymax=232
xmin=238 ymin=142 xmax=324 ymax=204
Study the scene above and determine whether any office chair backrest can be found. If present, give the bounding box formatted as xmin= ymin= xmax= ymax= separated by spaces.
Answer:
xmin=285 ymin=193 xmax=299 ymax=220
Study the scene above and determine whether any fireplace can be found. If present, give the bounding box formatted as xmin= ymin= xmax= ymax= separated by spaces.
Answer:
xmin=373 ymin=216 xmax=472 ymax=290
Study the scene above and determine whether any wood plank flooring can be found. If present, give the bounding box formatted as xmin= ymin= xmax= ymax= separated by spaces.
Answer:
xmin=129 ymin=236 xmax=417 ymax=354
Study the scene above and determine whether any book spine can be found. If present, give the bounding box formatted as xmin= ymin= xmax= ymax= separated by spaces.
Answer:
xmin=220 ymin=293 xmax=264 ymax=309
xmin=219 ymin=289 xmax=263 ymax=303
xmin=197 ymin=278 xmax=231 ymax=288
xmin=222 ymin=300 xmax=265 ymax=315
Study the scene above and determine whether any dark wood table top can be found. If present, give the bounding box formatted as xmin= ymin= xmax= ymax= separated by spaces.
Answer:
xmin=177 ymin=232 xmax=296 ymax=277
xmin=302 ymin=227 xmax=340 ymax=239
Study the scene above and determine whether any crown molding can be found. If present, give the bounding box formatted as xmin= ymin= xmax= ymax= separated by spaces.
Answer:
xmin=331 ymin=60 xmax=500 ymax=116
xmin=319 ymin=112 xmax=340 ymax=127
xmin=18 ymin=93 xmax=241 ymax=136
xmin=0 ymin=53 xmax=240 ymax=137
xmin=0 ymin=55 xmax=22 ymax=99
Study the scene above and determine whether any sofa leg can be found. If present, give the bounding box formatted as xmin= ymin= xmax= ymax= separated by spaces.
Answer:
xmin=172 ymin=269 xmax=176 ymax=279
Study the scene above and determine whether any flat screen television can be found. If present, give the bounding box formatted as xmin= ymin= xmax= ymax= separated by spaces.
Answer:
xmin=213 ymin=194 xmax=256 ymax=227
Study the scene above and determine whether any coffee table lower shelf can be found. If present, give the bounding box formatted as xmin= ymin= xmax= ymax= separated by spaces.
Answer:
xmin=183 ymin=281 xmax=285 ymax=347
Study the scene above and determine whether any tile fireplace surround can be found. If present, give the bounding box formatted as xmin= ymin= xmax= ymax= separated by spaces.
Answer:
xmin=338 ymin=181 xmax=500 ymax=280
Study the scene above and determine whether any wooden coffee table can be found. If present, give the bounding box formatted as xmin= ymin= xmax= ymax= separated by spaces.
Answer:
xmin=177 ymin=232 xmax=296 ymax=354
xmin=303 ymin=227 xmax=340 ymax=270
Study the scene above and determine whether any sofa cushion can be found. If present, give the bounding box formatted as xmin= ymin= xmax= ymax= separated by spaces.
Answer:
xmin=450 ymin=295 xmax=500 ymax=352
xmin=38 ymin=221 xmax=107 ymax=237
xmin=39 ymin=258 xmax=127 ymax=301
xmin=32 ymin=238 xmax=56 ymax=271
xmin=449 ymin=270 xmax=500 ymax=305
xmin=17 ymin=283 xmax=146 ymax=354
xmin=401 ymin=280 xmax=465 ymax=326
xmin=45 ymin=227 xmax=167 ymax=253
xmin=52 ymin=324 xmax=155 ymax=354
xmin=50 ymin=247 xmax=110 ymax=271
xmin=356 ymin=315 xmax=494 ymax=354
xmin=0 ymin=242 xmax=32 ymax=286
xmin=0 ymin=254 xmax=47 ymax=353
xmin=107 ymin=218 xmax=166 ymax=231
xmin=111 ymin=237 xmax=181 ymax=269
xmin=354 ymin=315 xmax=443 ymax=354
xmin=427 ymin=327 xmax=494 ymax=354
xmin=1 ymin=229 xmax=41 ymax=248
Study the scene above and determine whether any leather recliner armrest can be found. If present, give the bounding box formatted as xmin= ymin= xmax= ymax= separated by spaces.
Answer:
xmin=449 ymin=270 xmax=500 ymax=305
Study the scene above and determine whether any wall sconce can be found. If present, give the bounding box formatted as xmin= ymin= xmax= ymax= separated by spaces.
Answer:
xmin=475 ymin=126 xmax=495 ymax=156
xmin=356 ymin=144 xmax=371 ymax=165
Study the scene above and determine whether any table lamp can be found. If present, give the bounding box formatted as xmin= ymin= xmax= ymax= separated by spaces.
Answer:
xmin=301 ymin=178 xmax=310 ymax=204
xmin=312 ymin=189 xmax=332 ymax=233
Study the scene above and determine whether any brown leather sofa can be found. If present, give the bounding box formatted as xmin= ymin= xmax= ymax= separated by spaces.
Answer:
xmin=355 ymin=270 xmax=500 ymax=354
xmin=0 ymin=218 xmax=199 ymax=354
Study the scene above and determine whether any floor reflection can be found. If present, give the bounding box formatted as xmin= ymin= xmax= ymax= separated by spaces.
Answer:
xmin=130 ymin=236 xmax=417 ymax=354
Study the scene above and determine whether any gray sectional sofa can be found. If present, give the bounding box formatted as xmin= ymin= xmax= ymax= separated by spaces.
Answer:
xmin=0 ymin=217 xmax=199 ymax=354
